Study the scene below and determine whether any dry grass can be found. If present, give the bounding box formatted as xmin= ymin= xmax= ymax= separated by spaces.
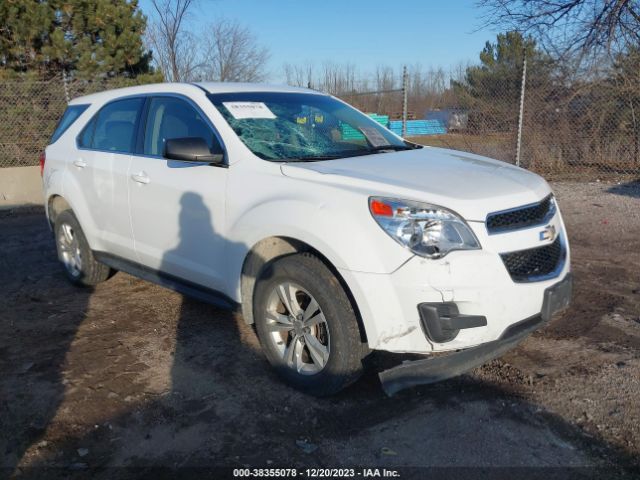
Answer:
xmin=408 ymin=133 xmax=640 ymax=181
xmin=408 ymin=133 xmax=516 ymax=164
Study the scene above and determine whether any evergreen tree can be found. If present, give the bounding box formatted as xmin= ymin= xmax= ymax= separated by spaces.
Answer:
xmin=0 ymin=0 xmax=159 ymax=79
xmin=453 ymin=31 xmax=553 ymax=132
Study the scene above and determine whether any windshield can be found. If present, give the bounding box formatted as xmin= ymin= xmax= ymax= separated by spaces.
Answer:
xmin=208 ymin=91 xmax=412 ymax=161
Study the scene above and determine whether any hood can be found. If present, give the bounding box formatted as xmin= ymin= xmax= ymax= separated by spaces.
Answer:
xmin=280 ymin=147 xmax=551 ymax=221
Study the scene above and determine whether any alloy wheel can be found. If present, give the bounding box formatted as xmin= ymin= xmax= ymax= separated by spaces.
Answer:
xmin=57 ymin=223 xmax=82 ymax=278
xmin=264 ymin=282 xmax=330 ymax=375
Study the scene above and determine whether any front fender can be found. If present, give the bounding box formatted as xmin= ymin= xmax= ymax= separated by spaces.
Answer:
xmin=224 ymin=193 xmax=413 ymax=299
xmin=233 ymin=195 xmax=410 ymax=263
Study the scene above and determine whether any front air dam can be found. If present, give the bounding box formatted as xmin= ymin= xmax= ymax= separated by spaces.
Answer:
xmin=379 ymin=273 xmax=573 ymax=396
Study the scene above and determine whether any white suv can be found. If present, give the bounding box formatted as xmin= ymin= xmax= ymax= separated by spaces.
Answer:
xmin=42 ymin=82 xmax=572 ymax=395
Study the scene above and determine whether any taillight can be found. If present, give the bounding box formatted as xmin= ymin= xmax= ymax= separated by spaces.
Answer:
xmin=39 ymin=151 xmax=46 ymax=177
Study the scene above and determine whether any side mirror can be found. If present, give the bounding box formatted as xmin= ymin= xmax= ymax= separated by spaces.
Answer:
xmin=163 ymin=137 xmax=224 ymax=164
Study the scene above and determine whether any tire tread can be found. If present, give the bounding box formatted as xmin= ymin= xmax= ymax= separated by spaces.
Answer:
xmin=254 ymin=252 xmax=364 ymax=396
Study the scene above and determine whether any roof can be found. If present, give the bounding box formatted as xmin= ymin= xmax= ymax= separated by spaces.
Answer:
xmin=69 ymin=81 xmax=323 ymax=105
xmin=195 ymin=82 xmax=321 ymax=95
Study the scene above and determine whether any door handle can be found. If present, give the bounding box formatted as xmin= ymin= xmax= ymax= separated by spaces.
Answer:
xmin=131 ymin=171 xmax=150 ymax=184
xmin=73 ymin=159 xmax=87 ymax=169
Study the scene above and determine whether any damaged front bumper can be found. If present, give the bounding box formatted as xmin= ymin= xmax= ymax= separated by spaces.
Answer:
xmin=379 ymin=273 xmax=573 ymax=396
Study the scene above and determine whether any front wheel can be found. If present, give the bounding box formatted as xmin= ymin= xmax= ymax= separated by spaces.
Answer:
xmin=254 ymin=253 xmax=364 ymax=396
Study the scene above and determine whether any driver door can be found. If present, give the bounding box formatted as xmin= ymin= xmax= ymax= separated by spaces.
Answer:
xmin=128 ymin=95 xmax=228 ymax=291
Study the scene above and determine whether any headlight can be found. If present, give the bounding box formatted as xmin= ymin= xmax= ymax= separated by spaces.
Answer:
xmin=369 ymin=197 xmax=481 ymax=258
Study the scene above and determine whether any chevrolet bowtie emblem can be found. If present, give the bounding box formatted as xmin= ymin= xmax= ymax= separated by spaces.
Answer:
xmin=539 ymin=224 xmax=557 ymax=241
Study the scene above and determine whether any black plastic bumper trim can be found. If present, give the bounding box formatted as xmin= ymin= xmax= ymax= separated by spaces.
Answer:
xmin=379 ymin=273 xmax=573 ymax=396
xmin=418 ymin=302 xmax=487 ymax=343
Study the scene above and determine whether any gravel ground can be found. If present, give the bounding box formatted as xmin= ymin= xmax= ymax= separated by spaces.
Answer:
xmin=0 ymin=180 xmax=639 ymax=478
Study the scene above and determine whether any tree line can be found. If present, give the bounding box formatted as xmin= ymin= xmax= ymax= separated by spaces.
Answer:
xmin=0 ymin=0 xmax=269 ymax=83
xmin=1 ymin=0 xmax=638 ymax=170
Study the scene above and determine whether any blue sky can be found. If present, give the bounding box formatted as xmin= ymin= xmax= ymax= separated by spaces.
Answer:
xmin=138 ymin=0 xmax=500 ymax=81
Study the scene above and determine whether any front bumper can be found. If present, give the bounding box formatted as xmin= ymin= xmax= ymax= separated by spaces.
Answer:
xmin=338 ymin=211 xmax=570 ymax=354
xmin=379 ymin=273 xmax=573 ymax=395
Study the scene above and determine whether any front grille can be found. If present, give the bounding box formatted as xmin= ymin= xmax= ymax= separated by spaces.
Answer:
xmin=486 ymin=195 xmax=555 ymax=234
xmin=500 ymin=236 xmax=565 ymax=282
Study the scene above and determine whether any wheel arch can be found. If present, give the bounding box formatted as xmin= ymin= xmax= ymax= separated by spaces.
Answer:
xmin=47 ymin=194 xmax=72 ymax=229
xmin=240 ymin=236 xmax=368 ymax=344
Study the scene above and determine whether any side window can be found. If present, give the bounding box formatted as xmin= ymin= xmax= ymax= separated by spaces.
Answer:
xmin=78 ymin=116 xmax=97 ymax=148
xmin=143 ymin=97 xmax=222 ymax=156
xmin=79 ymin=98 xmax=144 ymax=153
xmin=51 ymin=104 xmax=89 ymax=143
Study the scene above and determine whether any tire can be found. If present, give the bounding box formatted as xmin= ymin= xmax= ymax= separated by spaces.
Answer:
xmin=54 ymin=210 xmax=112 ymax=286
xmin=254 ymin=253 xmax=364 ymax=396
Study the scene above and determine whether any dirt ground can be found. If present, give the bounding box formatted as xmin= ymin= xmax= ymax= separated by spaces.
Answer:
xmin=1 ymin=181 xmax=639 ymax=478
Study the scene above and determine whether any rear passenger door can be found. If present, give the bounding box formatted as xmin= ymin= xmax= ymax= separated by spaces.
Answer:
xmin=128 ymin=95 xmax=228 ymax=291
xmin=74 ymin=97 xmax=144 ymax=259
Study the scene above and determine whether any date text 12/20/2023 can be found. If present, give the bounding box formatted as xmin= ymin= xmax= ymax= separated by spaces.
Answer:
xmin=232 ymin=468 xmax=401 ymax=478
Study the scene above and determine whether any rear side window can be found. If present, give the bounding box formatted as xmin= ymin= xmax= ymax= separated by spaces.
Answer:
xmin=78 ymin=98 xmax=144 ymax=153
xmin=51 ymin=105 xmax=89 ymax=143
xmin=78 ymin=116 xmax=97 ymax=148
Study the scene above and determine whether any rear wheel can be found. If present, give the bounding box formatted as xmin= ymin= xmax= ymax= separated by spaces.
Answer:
xmin=254 ymin=253 xmax=364 ymax=396
xmin=54 ymin=210 xmax=112 ymax=286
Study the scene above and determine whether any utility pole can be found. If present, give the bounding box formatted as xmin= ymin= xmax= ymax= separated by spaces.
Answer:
xmin=515 ymin=54 xmax=527 ymax=167
xmin=402 ymin=65 xmax=408 ymax=138
xmin=62 ymin=68 xmax=70 ymax=104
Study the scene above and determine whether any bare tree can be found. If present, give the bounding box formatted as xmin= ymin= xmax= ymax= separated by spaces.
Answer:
xmin=283 ymin=62 xmax=315 ymax=87
xmin=200 ymin=20 xmax=269 ymax=82
xmin=374 ymin=65 xmax=397 ymax=92
xmin=315 ymin=62 xmax=357 ymax=94
xmin=146 ymin=0 xmax=201 ymax=81
xmin=406 ymin=65 xmax=450 ymax=113
xmin=478 ymin=0 xmax=640 ymax=57
xmin=279 ymin=61 xmax=482 ymax=117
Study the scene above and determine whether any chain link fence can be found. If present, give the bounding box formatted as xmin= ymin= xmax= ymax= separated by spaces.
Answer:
xmin=415 ymin=62 xmax=640 ymax=179
xmin=406 ymin=76 xmax=521 ymax=166
xmin=0 ymin=77 xmax=65 ymax=168
xmin=519 ymin=68 xmax=640 ymax=178
xmin=332 ymin=61 xmax=640 ymax=180
xmin=1 ymin=67 xmax=638 ymax=180
xmin=0 ymin=75 xmax=145 ymax=168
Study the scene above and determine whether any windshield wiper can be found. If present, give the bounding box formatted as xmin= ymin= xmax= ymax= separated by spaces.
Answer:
xmin=285 ymin=154 xmax=344 ymax=162
xmin=341 ymin=144 xmax=414 ymax=158
xmin=286 ymin=149 xmax=374 ymax=162
xmin=284 ymin=145 xmax=414 ymax=162
xmin=367 ymin=145 xmax=414 ymax=152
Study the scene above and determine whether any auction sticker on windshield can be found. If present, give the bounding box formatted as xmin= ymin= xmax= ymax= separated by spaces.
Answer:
xmin=223 ymin=102 xmax=276 ymax=119
xmin=359 ymin=126 xmax=390 ymax=147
